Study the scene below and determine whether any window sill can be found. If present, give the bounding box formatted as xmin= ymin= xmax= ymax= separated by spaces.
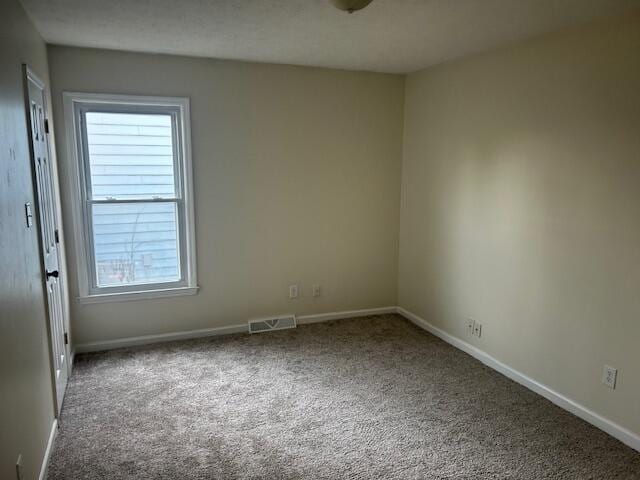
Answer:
xmin=77 ymin=286 xmax=199 ymax=304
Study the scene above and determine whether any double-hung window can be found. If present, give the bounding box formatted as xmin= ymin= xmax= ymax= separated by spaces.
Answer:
xmin=64 ymin=93 xmax=197 ymax=303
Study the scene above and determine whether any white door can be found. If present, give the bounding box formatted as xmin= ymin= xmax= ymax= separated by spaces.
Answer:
xmin=24 ymin=66 xmax=69 ymax=413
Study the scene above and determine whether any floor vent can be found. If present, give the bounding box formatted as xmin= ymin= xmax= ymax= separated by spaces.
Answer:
xmin=248 ymin=315 xmax=297 ymax=334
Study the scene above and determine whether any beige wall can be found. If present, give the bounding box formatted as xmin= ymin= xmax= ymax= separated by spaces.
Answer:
xmin=47 ymin=46 xmax=404 ymax=345
xmin=0 ymin=1 xmax=58 ymax=479
xmin=399 ymin=12 xmax=640 ymax=437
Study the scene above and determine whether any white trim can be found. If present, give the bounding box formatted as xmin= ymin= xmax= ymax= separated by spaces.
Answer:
xmin=62 ymin=92 xmax=91 ymax=299
xmin=179 ymin=98 xmax=198 ymax=290
xmin=75 ymin=323 xmax=247 ymax=353
xmin=62 ymin=92 xmax=198 ymax=301
xmin=396 ymin=307 xmax=640 ymax=453
xmin=70 ymin=348 xmax=76 ymax=372
xmin=74 ymin=306 xmax=397 ymax=353
xmin=38 ymin=419 xmax=58 ymax=480
xmin=78 ymin=285 xmax=199 ymax=304
xmin=297 ymin=306 xmax=397 ymax=324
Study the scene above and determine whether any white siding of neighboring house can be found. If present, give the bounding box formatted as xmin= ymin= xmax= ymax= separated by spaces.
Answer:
xmin=86 ymin=112 xmax=180 ymax=286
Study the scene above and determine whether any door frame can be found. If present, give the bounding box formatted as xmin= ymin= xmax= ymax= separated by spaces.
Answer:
xmin=22 ymin=64 xmax=72 ymax=415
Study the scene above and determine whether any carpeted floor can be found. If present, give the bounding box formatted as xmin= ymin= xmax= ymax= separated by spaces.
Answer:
xmin=47 ymin=314 xmax=640 ymax=479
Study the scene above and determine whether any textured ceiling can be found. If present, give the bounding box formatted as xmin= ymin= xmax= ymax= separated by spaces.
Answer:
xmin=19 ymin=0 xmax=640 ymax=73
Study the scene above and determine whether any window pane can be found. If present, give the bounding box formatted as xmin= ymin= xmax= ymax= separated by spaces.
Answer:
xmin=92 ymin=202 xmax=180 ymax=287
xmin=85 ymin=112 xmax=176 ymax=200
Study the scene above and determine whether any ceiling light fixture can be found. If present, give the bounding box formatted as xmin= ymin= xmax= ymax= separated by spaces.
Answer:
xmin=330 ymin=0 xmax=374 ymax=14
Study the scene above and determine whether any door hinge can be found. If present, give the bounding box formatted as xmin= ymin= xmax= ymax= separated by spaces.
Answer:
xmin=44 ymin=118 xmax=50 ymax=134
xmin=55 ymin=229 xmax=60 ymax=243
xmin=64 ymin=333 xmax=68 ymax=345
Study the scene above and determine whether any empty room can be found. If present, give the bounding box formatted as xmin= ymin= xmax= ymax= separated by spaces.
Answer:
xmin=2 ymin=0 xmax=640 ymax=478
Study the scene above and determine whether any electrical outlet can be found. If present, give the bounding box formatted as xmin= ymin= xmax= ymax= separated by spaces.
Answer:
xmin=312 ymin=284 xmax=321 ymax=297
xmin=289 ymin=284 xmax=299 ymax=299
xmin=467 ymin=319 xmax=475 ymax=335
xmin=473 ymin=321 xmax=482 ymax=338
xmin=602 ymin=365 xmax=617 ymax=389
xmin=16 ymin=454 xmax=24 ymax=480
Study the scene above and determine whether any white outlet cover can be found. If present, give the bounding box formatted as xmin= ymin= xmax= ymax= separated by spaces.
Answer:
xmin=312 ymin=284 xmax=321 ymax=297
xmin=473 ymin=321 xmax=482 ymax=338
xmin=602 ymin=365 xmax=617 ymax=389
xmin=289 ymin=285 xmax=298 ymax=299
xmin=467 ymin=319 xmax=475 ymax=334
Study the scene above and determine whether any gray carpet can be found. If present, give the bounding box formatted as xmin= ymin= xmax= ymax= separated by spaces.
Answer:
xmin=48 ymin=314 xmax=640 ymax=479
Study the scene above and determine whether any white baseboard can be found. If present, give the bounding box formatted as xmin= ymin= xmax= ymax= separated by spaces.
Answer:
xmin=297 ymin=306 xmax=397 ymax=324
xmin=38 ymin=419 xmax=58 ymax=480
xmin=75 ymin=324 xmax=247 ymax=353
xmin=74 ymin=306 xmax=397 ymax=353
xmin=396 ymin=306 xmax=640 ymax=453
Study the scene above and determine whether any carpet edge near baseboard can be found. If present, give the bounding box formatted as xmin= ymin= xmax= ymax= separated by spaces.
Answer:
xmin=73 ymin=306 xmax=398 ymax=354
xmin=395 ymin=306 xmax=640 ymax=453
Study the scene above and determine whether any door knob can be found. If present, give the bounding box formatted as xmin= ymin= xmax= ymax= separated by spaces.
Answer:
xmin=46 ymin=270 xmax=59 ymax=279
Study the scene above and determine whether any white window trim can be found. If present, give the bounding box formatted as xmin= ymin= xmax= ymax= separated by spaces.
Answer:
xmin=63 ymin=92 xmax=198 ymax=303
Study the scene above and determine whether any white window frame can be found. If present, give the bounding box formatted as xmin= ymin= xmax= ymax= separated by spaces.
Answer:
xmin=63 ymin=92 xmax=198 ymax=303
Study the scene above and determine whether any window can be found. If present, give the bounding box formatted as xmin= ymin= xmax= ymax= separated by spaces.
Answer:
xmin=64 ymin=93 xmax=197 ymax=302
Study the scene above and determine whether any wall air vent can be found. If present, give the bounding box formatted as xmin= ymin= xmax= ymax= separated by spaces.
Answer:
xmin=248 ymin=315 xmax=297 ymax=334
